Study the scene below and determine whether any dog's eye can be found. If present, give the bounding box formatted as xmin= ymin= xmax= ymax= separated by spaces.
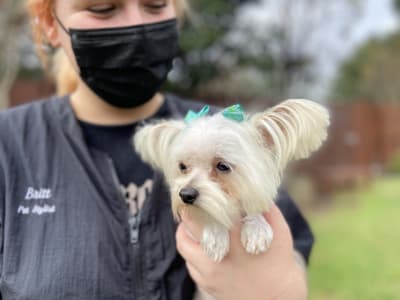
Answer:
xmin=216 ymin=162 xmax=231 ymax=173
xmin=179 ymin=162 xmax=188 ymax=172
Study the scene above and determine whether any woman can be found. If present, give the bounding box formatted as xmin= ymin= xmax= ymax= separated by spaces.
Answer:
xmin=0 ymin=0 xmax=312 ymax=299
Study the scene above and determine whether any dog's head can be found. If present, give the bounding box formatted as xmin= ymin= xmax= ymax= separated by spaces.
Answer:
xmin=134 ymin=99 xmax=329 ymax=228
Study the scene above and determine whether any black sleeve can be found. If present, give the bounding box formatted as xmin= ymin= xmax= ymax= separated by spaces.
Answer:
xmin=275 ymin=188 xmax=314 ymax=265
xmin=0 ymin=150 xmax=4 ymax=290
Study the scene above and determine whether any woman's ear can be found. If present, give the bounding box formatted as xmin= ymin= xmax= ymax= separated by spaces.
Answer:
xmin=250 ymin=99 xmax=330 ymax=171
xmin=133 ymin=120 xmax=185 ymax=171
xmin=38 ymin=12 xmax=61 ymax=48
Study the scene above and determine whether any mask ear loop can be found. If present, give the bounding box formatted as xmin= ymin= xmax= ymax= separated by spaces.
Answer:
xmin=52 ymin=13 xmax=70 ymax=35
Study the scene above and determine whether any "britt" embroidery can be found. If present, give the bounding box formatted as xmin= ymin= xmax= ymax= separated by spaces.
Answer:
xmin=25 ymin=187 xmax=52 ymax=200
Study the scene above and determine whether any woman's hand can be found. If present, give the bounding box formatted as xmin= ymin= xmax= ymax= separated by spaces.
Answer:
xmin=176 ymin=204 xmax=308 ymax=300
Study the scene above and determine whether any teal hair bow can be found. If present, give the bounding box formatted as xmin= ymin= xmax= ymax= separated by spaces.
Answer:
xmin=184 ymin=103 xmax=245 ymax=124
xmin=184 ymin=105 xmax=210 ymax=124
xmin=222 ymin=104 xmax=245 ymax=122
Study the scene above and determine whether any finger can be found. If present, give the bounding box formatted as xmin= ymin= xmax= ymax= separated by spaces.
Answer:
xmin=176 ymin=222 xmax=212 ymax=267
xmin=185 ymin=261 xmax=204 ymax=285
xmin=180 ymin=210 xmax=203 ymax=242
xmin=225 ymin=221 xmax=246 ymax=257
xmin=263 ymin=203 xmax=293 ymax=247
xmin=264 ymin=204 xmax=290 ymax=233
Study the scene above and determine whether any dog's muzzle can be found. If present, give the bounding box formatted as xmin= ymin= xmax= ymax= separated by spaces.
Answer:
xmin=179 ymin=187 xmax=199 ymax=205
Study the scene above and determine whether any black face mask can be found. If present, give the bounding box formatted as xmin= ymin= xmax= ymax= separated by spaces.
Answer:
xmin=55 ymin=17 xmax=180 ymax=108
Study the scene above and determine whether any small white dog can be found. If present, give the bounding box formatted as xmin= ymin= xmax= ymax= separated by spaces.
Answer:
xmin=134 ymin=99 xmax=329 ymax=262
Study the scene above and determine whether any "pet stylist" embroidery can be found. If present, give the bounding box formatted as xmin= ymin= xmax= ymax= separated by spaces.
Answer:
xmin=17 ymin=187 xmax=56 ymax=215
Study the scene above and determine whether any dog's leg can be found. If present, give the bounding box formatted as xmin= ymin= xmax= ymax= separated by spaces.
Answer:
xmin=201 ymin=222 xmax=230 ymax=262
xmin=241 ymin=214 xmax=273 ymax=254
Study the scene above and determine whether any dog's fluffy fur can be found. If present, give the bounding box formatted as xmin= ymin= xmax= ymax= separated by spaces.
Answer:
xmin=134 ymin=99 xmax=329 ymax=262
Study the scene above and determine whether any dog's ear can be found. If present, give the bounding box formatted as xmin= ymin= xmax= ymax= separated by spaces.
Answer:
xmin=133 ymin=120 xmax=185 ymax=171
xmin=250 ymin=99 xmax=330 ymax=170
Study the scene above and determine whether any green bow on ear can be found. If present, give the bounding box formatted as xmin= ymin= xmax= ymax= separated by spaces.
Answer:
xmin=184 ymin=105 xmax=210 ymax=124
xmin=222 ymin=104 xmax=245 ymax=122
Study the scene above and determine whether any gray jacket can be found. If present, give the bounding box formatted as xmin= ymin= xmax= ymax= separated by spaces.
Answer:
xmin=0 ymin=94 xmax=313 ymax=300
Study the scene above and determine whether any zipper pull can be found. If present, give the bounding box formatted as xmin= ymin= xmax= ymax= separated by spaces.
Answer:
xmin=129 ymin=213 xmax=141 ymax=244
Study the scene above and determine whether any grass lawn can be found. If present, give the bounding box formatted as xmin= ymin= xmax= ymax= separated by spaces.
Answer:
xmin=308 ymin=175 xmax=400 ymax=300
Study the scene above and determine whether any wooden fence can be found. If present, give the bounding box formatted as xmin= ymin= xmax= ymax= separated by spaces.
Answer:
xmin=8 ymin=79 xmax=400 ymax=193
xmin=9 ymin=78 xmax=54 ymax=107
xmin=296 ymin=102 xmax=400 ymax=193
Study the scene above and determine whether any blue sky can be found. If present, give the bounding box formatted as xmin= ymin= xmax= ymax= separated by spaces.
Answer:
xmin=345 ymin=0 xmax=398 ymax=57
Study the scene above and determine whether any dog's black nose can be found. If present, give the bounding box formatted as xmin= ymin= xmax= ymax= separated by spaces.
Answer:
xmin=179 ymin=188 xmax=199 ymax=205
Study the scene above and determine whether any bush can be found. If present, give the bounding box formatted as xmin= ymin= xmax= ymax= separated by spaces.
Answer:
xmin=386 ymin=151 xmax=400 ymax=174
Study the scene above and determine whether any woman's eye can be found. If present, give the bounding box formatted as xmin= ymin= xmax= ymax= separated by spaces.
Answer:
xmin=144 ymin=1 xmax=167 ymax=11
xmin=87 ymin=4 xmax=116 ymax=14
xmin=216 ymin=162 xmax=231 ymax=173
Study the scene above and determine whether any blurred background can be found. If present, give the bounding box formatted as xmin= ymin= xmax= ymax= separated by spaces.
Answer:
xmin=1 ymin=0 xmax=400 ymax=298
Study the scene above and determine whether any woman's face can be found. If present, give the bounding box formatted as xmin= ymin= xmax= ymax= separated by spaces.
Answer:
xmin=54 ymin=0 xmax=176 ymax=30
xmin=47 ymin=0 xmax=177 ymax=70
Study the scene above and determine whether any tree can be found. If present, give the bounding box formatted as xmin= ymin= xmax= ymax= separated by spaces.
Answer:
xmin=167 ymin=0 xmax=361 ymax=105
xmin=395 ymin=0 xmax=400 ymax=13
xmin=331 ymin=32 xmax=400 ymax=103
xmin=166 ymin=0 xmax=257 ymax=99
xmin=0 ymin=0 xmax=27 ymax=110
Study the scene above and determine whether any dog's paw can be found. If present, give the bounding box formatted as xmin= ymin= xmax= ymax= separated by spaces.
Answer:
xmin=241 ymin=214 xmax=273 ymax=254
xmin=201 ymin=225 xmax=230 ymax=262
